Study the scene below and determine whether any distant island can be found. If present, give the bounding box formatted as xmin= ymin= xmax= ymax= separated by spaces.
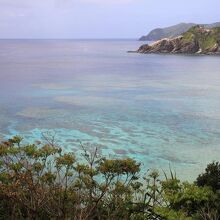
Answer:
xmin=137 ymin=26 xmax=220 ymax=55
xmin=139 ymin=22 xmax=220 ymax=41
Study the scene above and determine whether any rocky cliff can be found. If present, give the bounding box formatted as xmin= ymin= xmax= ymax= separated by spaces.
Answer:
xmin=137 ymin=26 xmax=220 ymax=55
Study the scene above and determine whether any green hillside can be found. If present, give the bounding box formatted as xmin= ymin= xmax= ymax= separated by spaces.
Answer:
xmin=182 ymin=26 xmax=220 ymax=51
xmin=139 ymin=22 xmax=220 ymax=41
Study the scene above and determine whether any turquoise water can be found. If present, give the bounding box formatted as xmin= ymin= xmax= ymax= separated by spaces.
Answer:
xmin=0 ymin=39 xmax=220 ymax=179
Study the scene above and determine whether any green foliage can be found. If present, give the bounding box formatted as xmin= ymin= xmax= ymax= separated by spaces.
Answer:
xmin=182 ymin=26 xmax=220 ymax=51
xmin=0 ymin=137 xmax=219 ymax=220
xmin=196 ymin=161 xmax=220 ymax=191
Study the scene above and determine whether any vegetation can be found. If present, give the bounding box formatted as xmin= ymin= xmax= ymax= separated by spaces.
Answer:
xmin=0 ymin=136 xmax=219 ymax=219
xmin=182 ymin=26 xmax=220 ymax=51
xmin=139 ymin=22 xmax=220 ymax=41
xmin=138 ymin=26 xmax=220 ymax=54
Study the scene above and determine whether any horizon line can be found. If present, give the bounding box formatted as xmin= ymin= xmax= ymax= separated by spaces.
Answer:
xmin=0 ymin=38 xmax=139 ymax=41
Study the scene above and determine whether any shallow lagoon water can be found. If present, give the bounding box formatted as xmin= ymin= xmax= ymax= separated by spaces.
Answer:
xmin=0 ymin=39 xmax=220 ymax=179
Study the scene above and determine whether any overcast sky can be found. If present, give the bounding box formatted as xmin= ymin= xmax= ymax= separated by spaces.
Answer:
xmin=0 ymin=0 xmax=219 ymax=39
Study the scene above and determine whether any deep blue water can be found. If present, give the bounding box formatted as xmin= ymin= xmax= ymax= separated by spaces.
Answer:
xmin=0 ymin=39 xmax=220 ymax=179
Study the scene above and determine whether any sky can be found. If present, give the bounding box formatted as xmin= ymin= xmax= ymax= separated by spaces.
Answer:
xmin=0 ymin=0 xmax=219 ymax=39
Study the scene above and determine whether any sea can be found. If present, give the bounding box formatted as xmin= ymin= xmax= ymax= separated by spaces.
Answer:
xmin=0 ymin=39 xmax=220 ymax=179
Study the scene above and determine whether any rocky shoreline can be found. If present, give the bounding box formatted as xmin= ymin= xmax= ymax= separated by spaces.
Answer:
xmin=136 ymin=26 xmax=220 ymax=55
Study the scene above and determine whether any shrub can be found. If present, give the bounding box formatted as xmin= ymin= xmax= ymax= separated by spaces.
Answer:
xmin=0 ymin=136 xmax=219 ymax=220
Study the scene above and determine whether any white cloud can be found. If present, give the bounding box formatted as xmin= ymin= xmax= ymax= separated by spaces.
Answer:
xmin=0 ymin=0 xmax=135 ymax=8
